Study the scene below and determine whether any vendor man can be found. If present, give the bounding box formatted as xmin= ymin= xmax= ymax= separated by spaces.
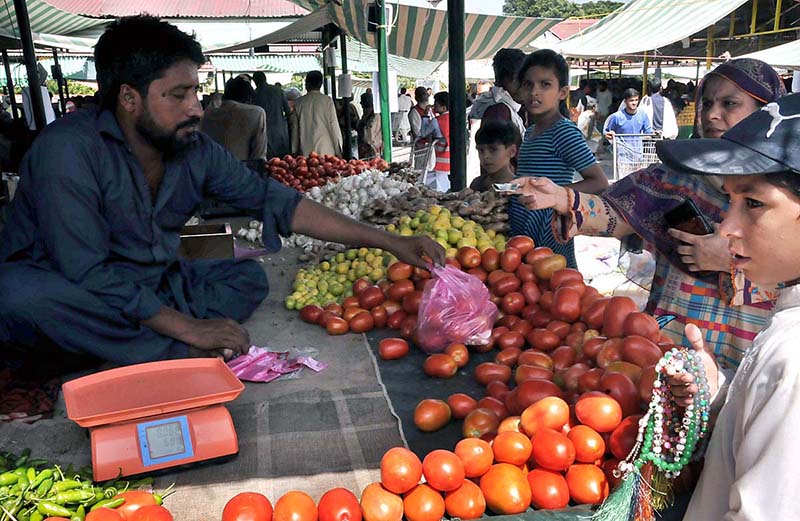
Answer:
xmin=0 ymin=16 xmax=444 ymax=365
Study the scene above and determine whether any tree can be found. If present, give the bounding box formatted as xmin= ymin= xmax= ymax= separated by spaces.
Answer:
xmin=581 ymin=1 xmax=624 ymax=16
xmin=504 ymin=0 xmax=622 ymax=19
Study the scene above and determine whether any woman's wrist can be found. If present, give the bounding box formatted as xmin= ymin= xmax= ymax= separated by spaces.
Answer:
xmin=555 ymin=187 xmax=572 ymax=215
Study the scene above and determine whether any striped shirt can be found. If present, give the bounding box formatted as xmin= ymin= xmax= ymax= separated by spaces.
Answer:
xmin=509 ymin=118 xmax=596 ymax=268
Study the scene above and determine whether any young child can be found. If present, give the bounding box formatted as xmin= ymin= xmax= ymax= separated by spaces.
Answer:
xmin=509 ymin=50 xmax=608 ymax=268
xmin=660 ymin=93 xmax=800 ymax=519
xmin=470 ymin=119 xmax=519 ymax=192
xmin=419 ymin=91 xmax=451 ymax=192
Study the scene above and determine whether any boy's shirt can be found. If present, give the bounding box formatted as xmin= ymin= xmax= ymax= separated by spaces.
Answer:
xmin=469 ymin=169 xmax=513 ymax=192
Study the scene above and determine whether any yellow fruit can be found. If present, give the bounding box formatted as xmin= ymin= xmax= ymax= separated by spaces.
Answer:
xmin=447 ymin=229 xmax=463 ymax=244
xmin=386 ymin=224 xmax=397 ymax=232
xmin=429 ymin=205 xmax=442 ymax=216
xmin=399 ymin=227 xmax=414 ymax=237
xmin=446 ymin=247 xmax=458 ymax=259
xmin=487 ymin=229 xmax=496 ymax=238
xmin=451 ymin=216 xmax=466 ymax=229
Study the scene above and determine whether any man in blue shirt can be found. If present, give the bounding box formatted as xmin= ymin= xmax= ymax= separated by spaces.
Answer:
xmin=0 ymin=16 xmax=444 ymax=365
xmin=603 ymin=88 xmax=654 ymax=165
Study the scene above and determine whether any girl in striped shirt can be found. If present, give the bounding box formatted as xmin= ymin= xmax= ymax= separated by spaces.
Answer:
xmin=509 ymin=50 xmax=608 ymax=268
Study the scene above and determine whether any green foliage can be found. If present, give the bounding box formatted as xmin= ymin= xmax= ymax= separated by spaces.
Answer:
xmin=504 ymin=0 xmax=622 ymax=18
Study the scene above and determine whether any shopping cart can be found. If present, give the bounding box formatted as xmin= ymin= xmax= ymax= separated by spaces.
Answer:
xmin=611 ymin=133 xmax=662 ymax=181
xmin=411 ymin=139 xmax=435 ymax=185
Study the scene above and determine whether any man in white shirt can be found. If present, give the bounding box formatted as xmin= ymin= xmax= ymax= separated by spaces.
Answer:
xmin=395 ymin=87 xmax=413 ymax=143
xmin=638 ymin=79 xmax=679 ymax=139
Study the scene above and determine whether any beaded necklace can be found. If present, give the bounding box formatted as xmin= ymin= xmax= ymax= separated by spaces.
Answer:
xmin=592 ymin=347 xmax=711 ymax=521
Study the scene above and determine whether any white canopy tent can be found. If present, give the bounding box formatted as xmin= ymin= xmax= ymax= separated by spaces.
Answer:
xmin=740 ymin=38 xmax=800 ymax=70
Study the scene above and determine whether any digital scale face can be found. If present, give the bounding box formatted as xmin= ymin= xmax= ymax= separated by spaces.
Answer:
xmin=64 ymin=359 xmax=244 ymax=481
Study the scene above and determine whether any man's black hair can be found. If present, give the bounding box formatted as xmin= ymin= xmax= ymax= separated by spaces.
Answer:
xmin=414 ymin=86 xmax=428 ymax=104
xmin=648 ymin=78 xmax=662 ymax=94
xmin=253 ymin=71 xmax=267 ymax=86
xmin=623 ymin=88 xmax=640 ymax=100
xmin=518 ymin=49 xmax=570 ymax=88
xmin=400 ymin=87 xmax=407 ymax=95
xmin=475 ymin=119 xmax=520 ymax=147
xmin=492 ymin=48 xmax=526 ymax=89
xmin=360 ymin=92 xmax=373 ymax=108
xmin=94 ymin=15 xmax=205 ymax=110
xmin=579 ymin=79 xmax=588 ymax=89
xmin=223 ymin=77 xmax=255 ymax=104
xmin=433 ymin=91 xmax=449 ymax=110
xmin=306 ymin=71 xmax=324 ymax=91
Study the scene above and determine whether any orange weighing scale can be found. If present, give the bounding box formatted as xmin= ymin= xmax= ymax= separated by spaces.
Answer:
xmin=63 ymin=359 xmax=244 ymax=481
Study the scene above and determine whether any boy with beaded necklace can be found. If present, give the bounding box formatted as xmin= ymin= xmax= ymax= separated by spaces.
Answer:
xmin=658 ymin=93 xmax=800 ymax=520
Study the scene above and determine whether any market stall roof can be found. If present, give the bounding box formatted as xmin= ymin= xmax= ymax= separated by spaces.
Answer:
xmin=339 ymin=37 xmax=443 ymax=78
xmin=207 ymin=7 xmax=331 ymax=52
xmin=740 ymin=39 xmax=800 ymax=70
xmin=0 ymin=0 xmax=106 ymax=38
xmin=555 ymin=0 xmax=750 ymax=58
xmin=45 ymin=0 xmax=308 ymax=18
xmin=208 ymin=53 xmax=321 ymax=72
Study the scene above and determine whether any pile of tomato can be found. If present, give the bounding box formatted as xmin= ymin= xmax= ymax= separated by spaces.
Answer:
xmin=267 ymin=153 xmax=389 ymax=192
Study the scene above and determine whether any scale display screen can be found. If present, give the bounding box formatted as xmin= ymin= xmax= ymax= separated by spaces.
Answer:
xmin=137 ymin=416 xmax=194 ymax=466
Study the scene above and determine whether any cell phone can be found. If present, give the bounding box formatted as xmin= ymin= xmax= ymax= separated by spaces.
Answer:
xmin=664 ymin=199 xmax=714 ymax=236
xmin=492 ymin=183 xmax=521 ymax=194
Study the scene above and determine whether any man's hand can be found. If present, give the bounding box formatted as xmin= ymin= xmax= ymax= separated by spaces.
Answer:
xmin=669 ymin=224 xmax=730 ymax=272
xmin=181 ymin=318 xmax=251 ymax=359
xmin=604 ymin=130 xmax=616 ymax=141
xmin=665 ymin=323 xmax=720 ymax=408
xmin=389 ymin=235 xmax=445 ymax=269
xmin=516 ymin=177 xmax=570 ymax=215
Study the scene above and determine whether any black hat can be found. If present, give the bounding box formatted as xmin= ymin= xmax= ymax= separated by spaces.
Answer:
xmin=657 ymin=93 xmax=800 ymax=175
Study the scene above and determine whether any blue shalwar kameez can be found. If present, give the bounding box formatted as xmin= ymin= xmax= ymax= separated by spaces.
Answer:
xmin=0 ymin=109 xmax=302 ymax=365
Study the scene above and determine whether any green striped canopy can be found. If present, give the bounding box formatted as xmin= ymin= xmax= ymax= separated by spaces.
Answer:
xmin=0 ymin=0 xmax=106 ymax=39
xmin=556 ymin=0 xmax=750 ymax=58
xmin=741 ymin=39 xmax=800 ymax=70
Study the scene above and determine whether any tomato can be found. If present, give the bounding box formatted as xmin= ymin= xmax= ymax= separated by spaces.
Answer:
xmin=524 ymin=246 xmax=554 ymax=264
xmin=487 ymin=270 xmax=509 ymax=287
xmin=501 ymin=292 xmax=526 ymax=316
xmin=360 ymin=483 xmax=403 ymax=521
xmin=604 ymin=361 xmax=643 ymax=383
xmin=527 ymin=469 xmax=570 ymax=510
xmin=444 ymin=343 xmax=469 ymax=367
xmin=528 ymin=310 xmax=552 ymax=328
xmin=324 ymin=303 xmax=344 ymax=317
xmin=511 ymin=319 xmax=533 ymax=336
xmin=466 ymin=267 xmax=488 ymax=283
xmin=476 ymin=396 xmax=508 ymax=421
xmin=402 ymin=484 xmax=444 ymax=521
xmin=399 ymin=316 xmax=417 ymax=340
xmin=554 ymin=363 xmax=591 ymax=393
xmin=518 ymin=350 xmax=554 ymax=370
xmin=508 ymin=379 xmax=563 ymax=415
xmin=222 ymin=492 xmax=273 ymax=521
xmin=381 ymin=447 xmax=423 ymax=494
xmin=371 ymin=306 xmax=388 ymax=328
xmin=497 ymin=331 xmax=525 ymax=350
xmin=491 ymin=276 xmax=521 ymax=297
xmin=349 ymin=311 xmax=375 ymax=333
xmin=519 ymin=396 xmax=569 ymax=436
xmin=352 ymin=278 xmax=372 ymax=296
xmin=358 ymin=287 xmax=385 ymax=310
xmin=129 ymin=506 xmax=173 ymax=521
xmin=273 ymin=491 xmax=318 ymax=521
xmin=414 ymin=399 xmax=451 ymax=432
xmin=422 ymin=450 xmax=465 ymax=492
xmin=326 ymin=317 xmax=349 ymax=335
xmin=545 ymin=320 xmax=570 ymax=339
xmin=387 ymin=280 xmax=415 ymax=302
xmin=506 ymin=236 xmax=534 ymax=254
xmin=463 ymin=408 xmax=500 ymax=438
xmin=549 ymin=345 xmax=576 ymax=370
xmin=457 ymin=246 xmax=482 ymax=269
xmin=443 ymin=480 xmax=486 ymax=520
xmin=447 ymin=393 xmax=478 ymax=419
xmin=86 ymin=510 xmax=125 ymax=521
xmin=383 ymin=300 xmax=402 ymax=316
xmin=526 ymin=328 xmax=560 ymax=351
xmin=532 ymin=255 xmax=567 ymax=280
xmin=444 ymin=258 xmax=461 ymax=270
xmin=451 ymin=438 xmax=492 ymax=479
xmin=423 ymin=354 xmax=458 ymax=378
xmin=514 ymin=364 xmax=553 ymax=383
xmin=500 ymin=248 xmax=523 ymax=273
xmin=531 ymin=428 xmax=575 ymax=471
xmin=581 ymin=298 xmax=610 ymax=330
xmin=386 ymin=310 xmax=407 ymax=330
xmin=479 ymin=463 xmax=532 ymax=515
xmin=549 ymin=268 xmax=582 ymax=289
xmin=520 ymin=281 xmax=541 ymax=305
xmin=498 ymin=415 xmax=522 ymax=434
xmin=622 ymin=311 xmax=660 ymax=342
xmin=596 ymin=338 xmax=625 ymax=368
xmin=578 ymin=368 xmax=605 ymax=393
xmin=486 ymin=381 xmax=510 ymax=401
xmin=600 ymin=372 xmax=641 ymax=417
xmin=602 ymin=296 xmax=638 ymax=338
xmin=491 ymin=431 xmax=532 ymax=465
xmin=113 ymin=491 xmax=157 ymax=520
xmin=567 ymin=425 xmax=606 ymax=463
xmin=565 ymin=464 xmax=609 ymax=505
xmin=402 ymin=292 xmax=422 ymax=315
xmin=638 ymin=365 xmax=657 ymax=402
xmin=622 ymin=335 xmax=663 ymax=368
xmin=343 ymin=306 xmax=368 ymax=322
xmin=300 ymin=305 xmax=324 ymax=324
xmin=495 ymin=347 xmax=522 ymax=367
xmin=515 ymin=264 xmax=537 ymax=283
xmin=388 ymin=262 xmax=414 ymax=281
xmin=474 ymin=363 xmax=512 ymax=385
xmin=608 ymin=413 xmax=642 ymax=460
xmin=575 ymin=394 xmax=623 ymax=433
xmin=318 ymin=489 xmax=361 ymax=521
xmin=552 ymin=287 xmax=582 ymax=323
xmin=539 ymin=291 xmax=554 ymax=312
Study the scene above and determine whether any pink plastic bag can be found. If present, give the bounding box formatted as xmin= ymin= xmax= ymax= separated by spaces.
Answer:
xmin=415 ymin=265 xmax=499 ymax=353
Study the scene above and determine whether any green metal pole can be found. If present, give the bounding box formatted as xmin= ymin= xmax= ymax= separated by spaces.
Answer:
xmin=377 ymin=0 xmax=392 ymax=162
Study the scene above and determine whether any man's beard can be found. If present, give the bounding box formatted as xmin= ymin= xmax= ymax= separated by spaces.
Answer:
xmin=136 ymin=108 xmax=200 ymax=157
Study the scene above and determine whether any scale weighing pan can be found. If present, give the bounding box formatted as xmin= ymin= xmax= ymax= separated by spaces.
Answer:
xmin=63 ymin=359 xmax=244 ymax=481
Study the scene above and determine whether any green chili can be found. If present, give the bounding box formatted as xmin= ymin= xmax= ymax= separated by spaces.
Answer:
xmin=70 ymin=505 xmax=85 ymax=521
xmin=55 ymin=490 xmax=96 ymax=505
xmin=90 ymin=498 xmax=125 ymax=511
xmin=37 ymin=501 xmax=73 ymax=518
xmin=29 ymin=511 xmax=44 ymax=521
xmin=30 ymin=469 xmax=52 ymax=489
xmin=53 ymin=480 xmax=82 ymax=493
xmin=0 ymin=473 xmax=18 ymax=486
xmin=14 ymin=449 xmax=31 ymax=468
xmin=35 ymin=478 xmax=53 ymax=498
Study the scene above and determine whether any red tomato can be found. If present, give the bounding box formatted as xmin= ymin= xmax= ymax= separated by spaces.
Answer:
xmin=639 ymin=365 xmax=657 ymax=402
xmin=387 ymin=280 xmax=415 ymax=302
xmin=326 ymin=317 xmax=349 ymax=335
xmin=486 ymin=380 xmax=510 ymax=400
xmin=448 ymin=393 xmax=478 ymax=419
xmin=581 ymin=298 xmax=610 ymax=330
xmin=609 ymin=414 xmax=643 ymax=460
xmin=349 ymin=311 xmax=375 ymax=333
xmin=387 ymin=262 xmax=413 ymax=281
xmin=552 ymin=287 xmax=582 ymax=323
xmin=479 ymin=463 xmax=532 ymax=515
xmin=273 ymin=492 xmax=317 ymax=521
xmin=565 ymin=464 xmax=609 ymax=505
xmin=514 ymin=364 xmax=553 ymax=384
xmin=518 ymin=350 xmax=554 ymax=370
xmin=414 ymin=399 xmax=451 ymax=432
xmin=318 ymin=489 xmax=361 ymax=521
xmin=457 ymin=247 xmax=482 ymax=269
xmin=498 ymin=331 xmax=525 ymax=350
xmin=386 ymin=310 xmax=407 ymax=330
xmin=531 ymin=428 xmax=576 ymax=471
xmin=545 ymin=320 xmax=571 ymax=339
xmin=402 ymin=292 xmax=422 ymax=315
xmin=501 ymin=292 xmax=526 ymax=316
xmin=381 ymin=447 xmax=423 ymax=494
xmin=113 ymin=491 xmax=157 ymax=520
xmin=352 ymin=278 xmax=372 ymax=296
xmin=549 ymin=268 xmax=583 ymax=289
xmin=86 ymin=510 xmax=125 ymax=521
xmin=476 ymin=396 xmax=509 ymax=421
xmin=507 ymin=236 xmax=535 ymax=255
xmin=300 ymin=305 xmax=324 ymax=324
xmin=222 ymin=492 xmax=273 ymax=521
xmin=445 ymin=343 xmax=469 ymax=367
xmin=602 ymin=296 xmax=638 ymax=338
xmin=520 ymin=281 xmax=542 ymax=305
xmin=500 ymin=248 xmax=523 ymax=273
xmin=474 ymin=363 xmax=512 ymax=385
xmin=129 ymin=506 xmax=173 ymax=521
xmin=527 ymin=469 xmax=570 ymax=510
xmin=578 ymin=368 xmax=605 ymax=393
xmin=526 ymin=328 xmax=560 ymax=352
xmin=622 ymin=335 xmax=663 ymax=368
xmin=370 ymin=306 xmax=388 ymax=328
xmin=423 ymin=354 xmax=458 ymax=378
xmin=466 ymin=267 xmax=488 ymax=283
xmin=524 ymin=246 xmax=554 ymax=264
xmin=360 ymin=483 xmax=403 ymax=521
xmin=482 ymin=248 xmax=501 ymax=272
xmin=550 ymin=345 xmax=577 ymax=370
xmin=600 ymin=372 xmax=641 ymax=417
xmin=462 ymin=408 xmax=500 ymax=439
xmin=622 ymin=312 xmax=660 ymax=342
xmin=359 ymin=287 xmax=385 ymax=310
xmin=491 ymin=276 xmax=521 ymax=297
xmin=519 ymin=396 xmax=569 ymax=436
xmin=422 ymin=450 xmax=465 ymax=492
xmin=532 ymin=255 xmax=567 ymax=280
xmin=508 ymin=379 xmax=563 ymax=415
xmin=343 ymin=306 xmax=368 ymax=322
xmin=444 ymin=480 xmax=486 ymax=520
xmin=454 ymin=438 xmax=493 ymax=478
xmin=515 ymin=264 xmax=537 ymax=283
xmin=596 ymin=338 xmax=625 ymax=368
xmin=574 ymin=394 xmax=623 ymax=433
xmin=402 ymin=484 xmax=445 ymax=521
xmin=496 ymin=347 xmax=522 ymax=368
xmin=567 ymin=425 xmax=606 ymax=463
xmin=491 ymin=431 xmax=532 ymax=465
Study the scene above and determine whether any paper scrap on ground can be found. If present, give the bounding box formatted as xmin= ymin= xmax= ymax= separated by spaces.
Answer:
xmin=227 ymin=346 xmax=328 ymax=382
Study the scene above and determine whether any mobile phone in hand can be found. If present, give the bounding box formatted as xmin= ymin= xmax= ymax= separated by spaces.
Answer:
xmin=664 ymin=199 xmax=714 ymax=236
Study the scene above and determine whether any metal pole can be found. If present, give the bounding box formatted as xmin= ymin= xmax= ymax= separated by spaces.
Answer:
xmin=51 ymin=48 xmax=66 ymax=115
xmin=750 ymin=0 xmax=758 ymax=33
xmin=214 ymin=70 xmax=219 ymax=92
xmin=705 ymin=26 xmax=714 ymax=71
xmin=2 ymin=50 xmax=20 ymax=121
xmin=773 ymin=0 xmax=783 ymax=32
xmin=340 ymin=33 xmax=352 ymax=160
xmin=641 ymin=52 xmax=648 ymax=96
xmin=14 ymin=0 xmax=47 ymax=130
xmin=377 ymin=0 xmax=392 ymax=162
xmin=448 ymin=0 xmax=466 ymax=191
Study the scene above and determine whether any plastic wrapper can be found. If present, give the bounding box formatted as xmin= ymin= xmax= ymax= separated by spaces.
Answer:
xmin=227 ymin=346 xmax=328 ymax=382
xmin=415 ymin=265 xmax=499 ymax=353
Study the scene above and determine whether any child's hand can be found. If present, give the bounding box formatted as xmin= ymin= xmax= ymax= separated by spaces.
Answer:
xmin=665 ymin=323 xmax=720 ymax=408
xmin=516 ymin=177 xmax=570 ymax=215
xmin=669 ymin=224 xmax=731 ymax=272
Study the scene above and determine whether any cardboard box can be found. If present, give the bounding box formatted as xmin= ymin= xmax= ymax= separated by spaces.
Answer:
xmin=179 ymin=223 xmax=234 ymax=260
